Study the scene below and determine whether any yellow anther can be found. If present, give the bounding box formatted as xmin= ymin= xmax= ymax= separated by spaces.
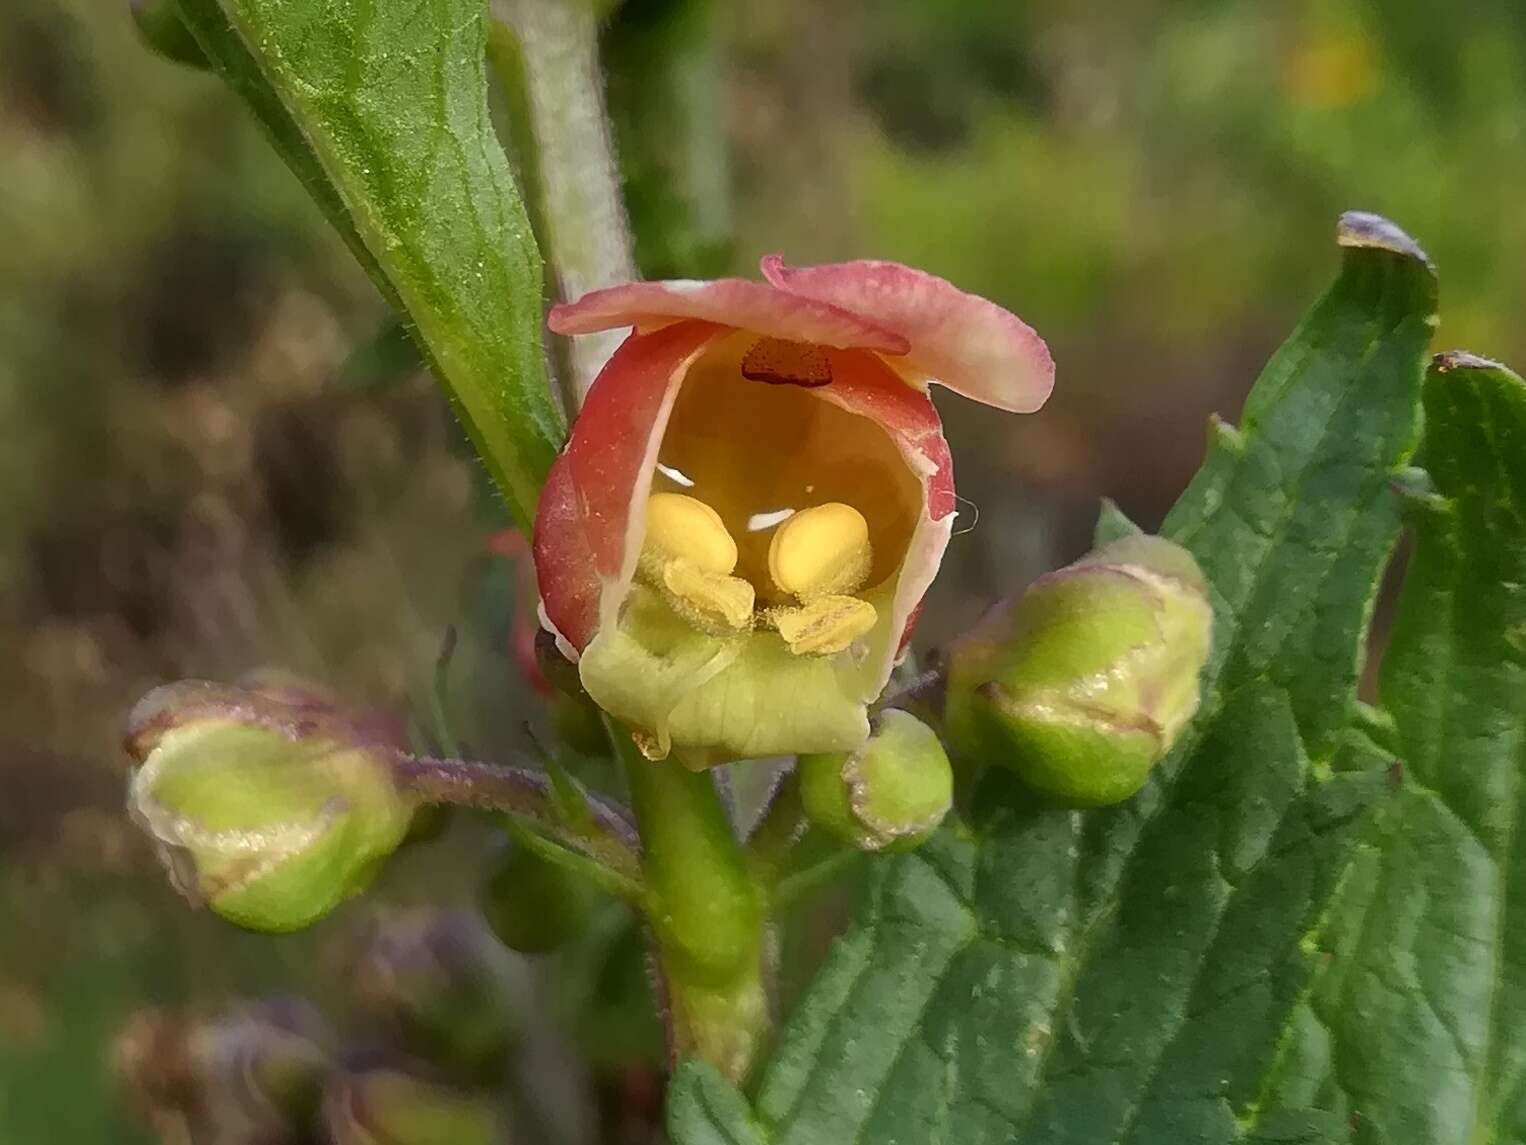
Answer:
xmin=767 ymin=502 xmax=873 ymax=602
xmin=770 ymin=595 xmax=878 ymax=656
xmin=661 ymin=558 xmax=755 ymax=633
xmin=642 ymin=492 xmax=738 ymax=577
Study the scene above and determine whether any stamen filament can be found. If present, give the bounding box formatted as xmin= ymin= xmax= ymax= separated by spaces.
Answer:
xmin=661 ymin=559 xmax=756 ymax=633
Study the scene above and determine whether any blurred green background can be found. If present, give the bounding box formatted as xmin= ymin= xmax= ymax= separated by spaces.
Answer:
xmin=4 ymin=0 xmax=1526 ymax=1139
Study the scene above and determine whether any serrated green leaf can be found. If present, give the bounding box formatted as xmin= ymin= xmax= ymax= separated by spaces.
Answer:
xmin=669 ymin=213 xmax=1437 ymax=1144
xmin=1240 ymin=1109 xmax=1349 ymax=1145
xmin=668 ymin=1061 xmax=768 ymax=1145
xmin=1256 ymin=353 xmax=1526 ymax=1144
xmin=172 ymin=0 xmax=564 ymax=528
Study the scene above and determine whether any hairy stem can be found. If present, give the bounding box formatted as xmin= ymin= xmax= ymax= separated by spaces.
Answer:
xmin=610 ymin=724 xmax=770 ymax=1081
xmin=876 ymin=661 xmax=948 ymax=717
xmin=392 ymin=753 xmax=642 ymax=898
xmin=494 ymin=0 xmax=636 ymax=400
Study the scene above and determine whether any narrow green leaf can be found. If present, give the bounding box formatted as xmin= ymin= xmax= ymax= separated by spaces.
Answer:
xmin=1258 ymin=352 xmax=1526 ymax=1144
xmin=174 ymin=0 xmax=565 ymax=528
xmin=670 ymin=214 xmax=1437 ymax=1144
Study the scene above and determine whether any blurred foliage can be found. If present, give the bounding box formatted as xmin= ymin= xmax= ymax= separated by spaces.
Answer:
xmin=730 ymin=0 xmax=1526 ymax=603
xmin=6 ymin=0 xmax=1526 ymax=1139
xmin=0 ymin=3 xmax=532 ymax=1139
xmin=603 ymin=0 xmax=733 ymax=278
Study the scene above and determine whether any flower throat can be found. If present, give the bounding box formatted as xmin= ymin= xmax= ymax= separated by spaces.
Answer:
xmin=640 ymin=336 xmax=920 ymax=656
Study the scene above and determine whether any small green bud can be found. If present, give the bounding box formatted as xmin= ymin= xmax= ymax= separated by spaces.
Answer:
xmin=356 ymin=910 xmax=519 ymax=1080
xmin=798 ymin=709 xmax=954 ymax=851
xmin=324 ymin=1070 xmax=507 ymax=1145
xmin=125 ymin=679 xmax=414 ymax=933
xmin=481 ymin=838 xmax=601 ymax=954
xmin=947 ymin=535 xmax=1213 ymax=806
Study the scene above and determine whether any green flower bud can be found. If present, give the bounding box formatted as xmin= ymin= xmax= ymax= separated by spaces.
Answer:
xmin=946 ymin=535 xmax=1212 ymax=806
xmin=324 ymin=1070 xmax=507 ymax=1145
xmin=125 ymin=679 xmax=414 ymax=933
xmin=356 ymin=910 xmax=519 ymax=1080
xmin=481 ymin=839 xmax=601 ymax=954
xmin=798 ymin=709 xmax=954 ymax=851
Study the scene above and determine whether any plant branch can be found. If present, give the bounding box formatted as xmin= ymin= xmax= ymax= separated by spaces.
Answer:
xmin=875 ymin=661 xmax=947 ymax=716
xmin=608 ymin=722 xmax=769 ymax=1081
xmin=181 ymin=0 xmax=565 ymax=531
xmin=770 ymin=845 xmax=863 ymax=912
xmin=493 ymin=0 xmax=636 ymax=401
xmin=391 ymin=752 xmax=642 ymax=898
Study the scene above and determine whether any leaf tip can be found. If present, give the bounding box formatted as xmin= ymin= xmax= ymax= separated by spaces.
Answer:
xmin=1207 ymin=413 xmax=1245 ymax=455
xmin=1431 ymin=349 xmax=1510 ymax=376
xmin=1388 ymin=466 xmax=1445 ymax=518
xmin=1336 ymin=211 xmax=1432 ymax=268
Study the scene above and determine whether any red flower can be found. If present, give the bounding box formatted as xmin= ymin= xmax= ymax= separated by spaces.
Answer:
xmin=534 ymin=258 xmax=1053 ymax=765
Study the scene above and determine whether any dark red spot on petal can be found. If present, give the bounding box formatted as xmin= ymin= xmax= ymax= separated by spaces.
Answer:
xmin=741 ymin=337 xmax=833 ymax=388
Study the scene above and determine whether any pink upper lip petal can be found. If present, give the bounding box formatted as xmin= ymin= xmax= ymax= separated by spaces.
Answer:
xmin=546 ymin=277 xmax=910 ymax=354
xmin=759 ymin=254 xmax=1055 ymax=414
xmin=546 ymin=259 xmax=1055 ymax=415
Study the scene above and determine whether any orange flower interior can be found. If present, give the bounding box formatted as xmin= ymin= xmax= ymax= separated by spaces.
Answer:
xmin=640 ymin=333 xmax=922 ymax=656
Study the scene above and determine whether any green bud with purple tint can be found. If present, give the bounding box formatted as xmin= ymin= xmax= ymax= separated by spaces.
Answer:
xmin=125 ymin=678 xmax=413 ymax=933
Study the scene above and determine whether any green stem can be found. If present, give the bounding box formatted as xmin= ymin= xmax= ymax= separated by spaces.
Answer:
xmin=610 ymin=723 xmax=769 ymax=1081
xmin=875 ymin=662 xmax=947 ymax=718
xmin=493 ymin=0 xmax=637 ymax=400
xmin=505 ymin=820 xmax=639 ymax=902
xmin=391 ymin=753 xmax=642 ymax=899
xmin=771 ymin=844 xmax=863 ymax=912
xmin=746 ymin=769 xmax=809 ymax=884
xmin=747 ymin=770 xmax=865 ymax=912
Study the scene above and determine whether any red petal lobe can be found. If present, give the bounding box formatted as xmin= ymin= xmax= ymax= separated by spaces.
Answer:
xmin=761 ymin=255 xmax=1054 ymax=414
